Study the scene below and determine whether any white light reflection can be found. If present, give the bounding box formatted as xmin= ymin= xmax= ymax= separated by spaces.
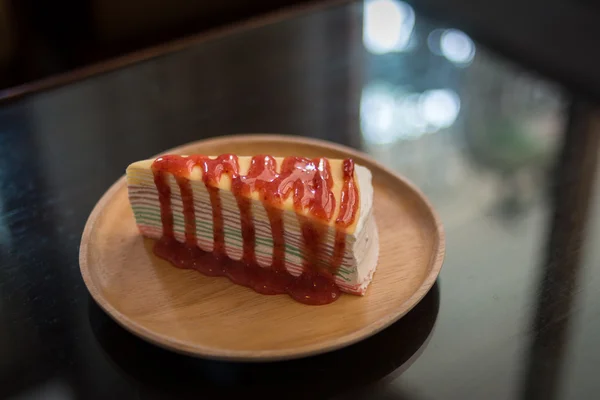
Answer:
xmin=440 ymin=29 xmax=475 ymax=65
xmin=360 ymin=82 xmax=398 ymax=144
xmin=419 ymin=89 xmax=461 ymax=128
xmin=361 ymin=83 xmax=461 ymax=144
xmin=398 ymin=93 xmax=427 ymax=134
xmin=363 ymin=0 xmax=415 ymax=55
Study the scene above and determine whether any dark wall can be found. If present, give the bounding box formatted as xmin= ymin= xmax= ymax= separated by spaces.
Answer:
xmin=0 ymin=0 xmax=317 ymax=91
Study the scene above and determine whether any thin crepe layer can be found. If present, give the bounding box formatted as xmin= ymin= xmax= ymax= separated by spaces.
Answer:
xmin=126 ymin=159 xmax=378 ymax=295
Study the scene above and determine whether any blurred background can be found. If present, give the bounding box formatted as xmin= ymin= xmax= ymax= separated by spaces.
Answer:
xmin=1 ymin=0 xmax=598 ymax=96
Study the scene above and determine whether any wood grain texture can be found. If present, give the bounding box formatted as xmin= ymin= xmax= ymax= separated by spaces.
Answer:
xmin=79 ymin=134 xmax=445 ymax=361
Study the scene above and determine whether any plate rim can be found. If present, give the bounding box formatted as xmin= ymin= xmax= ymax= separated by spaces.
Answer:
xmin=79 ymin=133 xmax=445 ymax=361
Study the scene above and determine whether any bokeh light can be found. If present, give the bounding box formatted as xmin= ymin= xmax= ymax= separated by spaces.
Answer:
xmin=361 ymin=83 xmax=461 ymax=144
xmin=419 ymin=89 xmax=461 ymax=128
xmin=363 ymin=0 xmax=415 ymax=54
xmin=440 ymin=29 xmax=475 ymax=65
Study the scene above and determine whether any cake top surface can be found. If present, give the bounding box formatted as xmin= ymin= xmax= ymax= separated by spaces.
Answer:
xmin=127 ymin=154 xmax=371 ymax=232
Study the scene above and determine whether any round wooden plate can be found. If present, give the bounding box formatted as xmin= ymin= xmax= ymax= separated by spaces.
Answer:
xmin=80 ymin=134 xmax=445 ymax=361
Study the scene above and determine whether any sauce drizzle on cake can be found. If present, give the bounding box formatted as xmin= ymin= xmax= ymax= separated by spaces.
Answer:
xmin=151 ymin=154 xmax=358 ymax=305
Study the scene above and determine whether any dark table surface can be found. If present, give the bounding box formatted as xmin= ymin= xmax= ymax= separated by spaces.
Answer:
xmin=1 ymin=1 xmax=600 ymax=399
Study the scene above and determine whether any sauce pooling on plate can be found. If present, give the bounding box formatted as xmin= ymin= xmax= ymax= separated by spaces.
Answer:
xmin=151 ymin=154 xmax=358 ymax=305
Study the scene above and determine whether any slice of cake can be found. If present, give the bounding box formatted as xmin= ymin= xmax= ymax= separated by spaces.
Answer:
xmin=126 ymin=154 xmax=378 ymax=305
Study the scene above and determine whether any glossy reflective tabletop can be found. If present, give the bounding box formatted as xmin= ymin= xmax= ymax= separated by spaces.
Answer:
xmin=1 ymin=1 xmax=599 ymax=399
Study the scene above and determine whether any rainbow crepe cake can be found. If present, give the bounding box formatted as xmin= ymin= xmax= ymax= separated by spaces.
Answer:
xmin=126 ymin=154 xmax=378 ymax=305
